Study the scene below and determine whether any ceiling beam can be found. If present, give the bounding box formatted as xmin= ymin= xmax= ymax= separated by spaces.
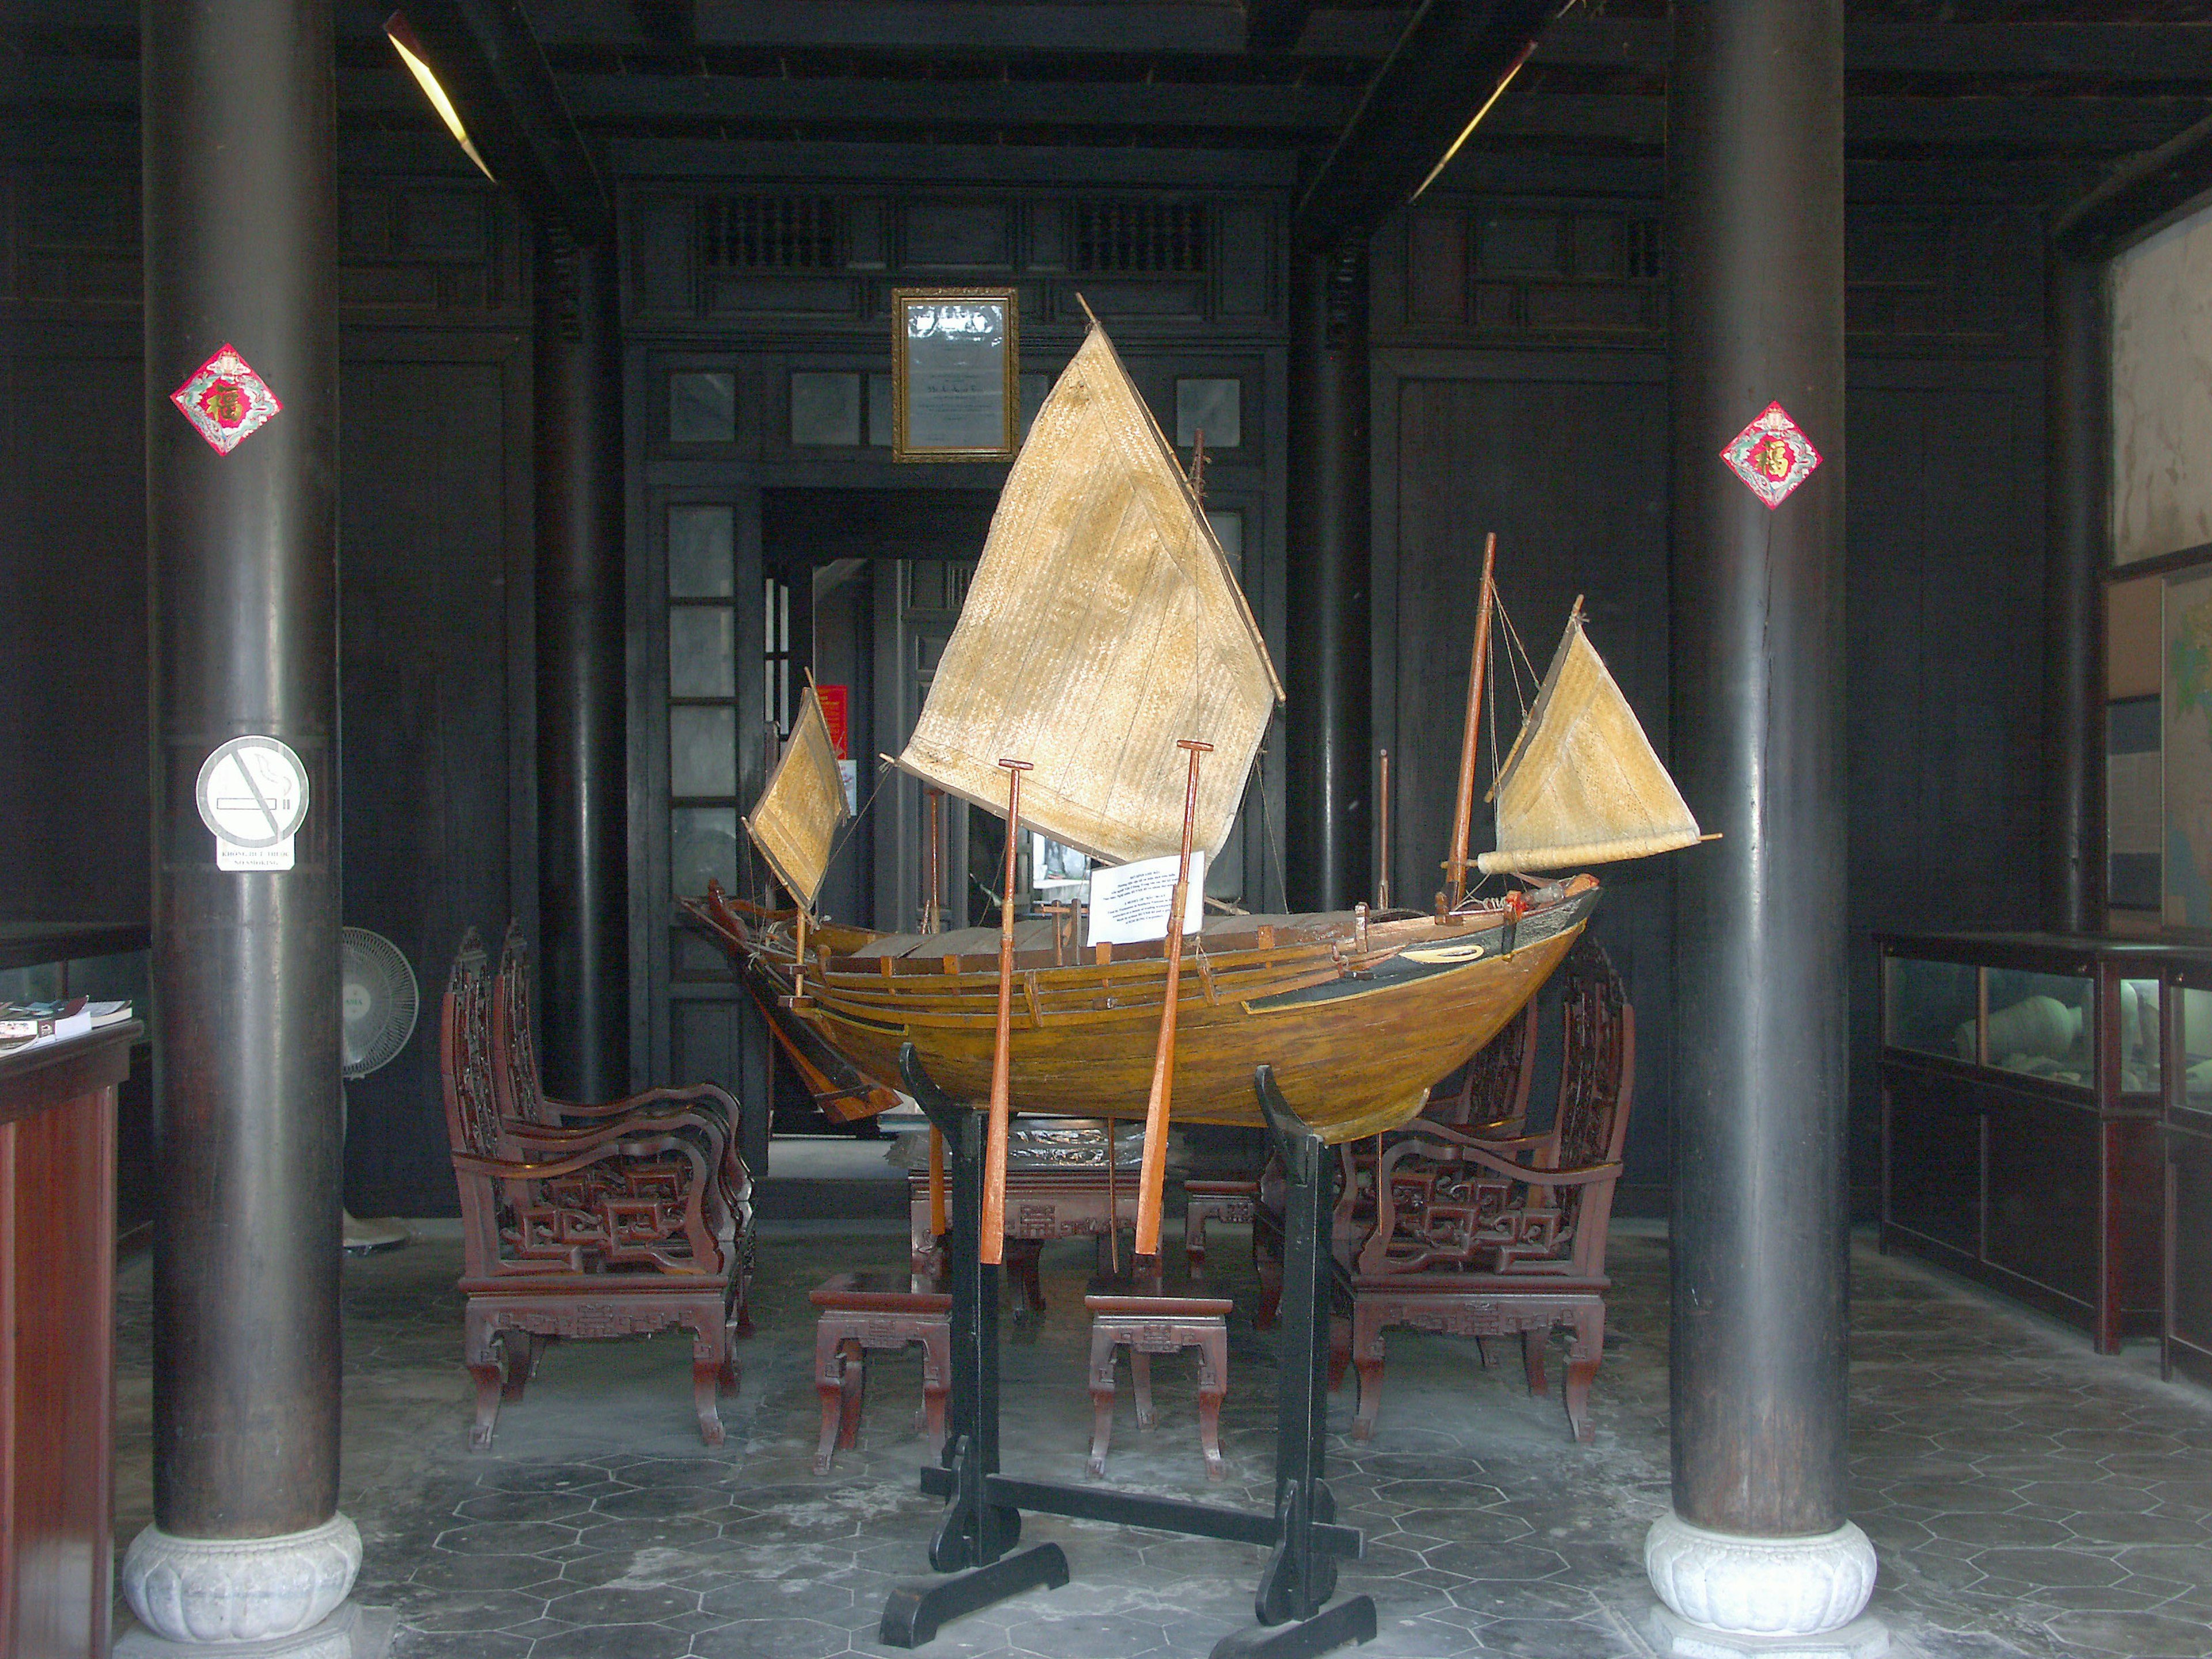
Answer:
xmin=559 ymin=70 xmax=1351 ymax=130
xmin=2055 ymin=107 xmax=2212 ymax=258
xmin=1291 ymin=0 xmax=1576 ymax=251
xmin=400 ymin=1 xmax=613 ymax=241
xmin=1243 ymin=1 xmax=1313 ymax=54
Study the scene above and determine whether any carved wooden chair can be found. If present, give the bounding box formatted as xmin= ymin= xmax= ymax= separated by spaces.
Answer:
xmin=1252 ymin=1002 xmax=1540 ymax=1328
xmin=491 ymin=921 xmax=755 ymax=1332
xmin=442 ymin=931 xmax=748 ymax=1449
xmin=1342 ymin=940 xmax=1634 ymax=1444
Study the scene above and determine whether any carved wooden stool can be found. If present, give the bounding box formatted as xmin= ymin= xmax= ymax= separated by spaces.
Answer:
xmin=1181 ymin=1178 xmax=1259 ymax=1279
xmin=1082 ymin=1283 xmax=1233 ymax=1480
xmin=809 ymin=1271 xmax=953 ymax=1475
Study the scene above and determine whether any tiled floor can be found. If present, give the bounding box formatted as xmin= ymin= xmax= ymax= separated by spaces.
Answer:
xmin=113 ymin=1217 xmax=2212 ymax=1659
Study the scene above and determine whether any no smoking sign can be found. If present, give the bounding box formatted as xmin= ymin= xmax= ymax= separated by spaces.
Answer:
xmin=195 ymin=737 xmax=310 ymax=872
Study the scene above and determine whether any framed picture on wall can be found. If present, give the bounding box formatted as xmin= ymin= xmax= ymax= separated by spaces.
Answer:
xmin=891 ymin=288 xmax=1019 ymax=463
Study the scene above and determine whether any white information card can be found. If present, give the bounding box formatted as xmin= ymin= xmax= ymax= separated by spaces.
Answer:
xmin=1085 ymin=851 xmax=1206 ymax=947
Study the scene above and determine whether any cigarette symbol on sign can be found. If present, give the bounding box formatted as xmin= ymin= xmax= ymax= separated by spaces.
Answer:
xmin=195 ymin=737 xmax=310 ymax=850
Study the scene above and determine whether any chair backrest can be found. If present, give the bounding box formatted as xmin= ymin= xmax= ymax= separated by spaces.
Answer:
xmin=491 ymin=921 xmax=550 ymax=1125
xmin=1549 ymin=938 xmax=1634 ymax=1277
xmin=1423 ymin=1003 xmax=1537 ymax=1131
xmin=439 ymin=931 xmax=507 ymax=1271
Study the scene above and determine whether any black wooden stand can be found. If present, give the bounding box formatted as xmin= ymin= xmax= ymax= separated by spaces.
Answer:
xmin=879 ymin=1046 xmax=1376 ymax=1658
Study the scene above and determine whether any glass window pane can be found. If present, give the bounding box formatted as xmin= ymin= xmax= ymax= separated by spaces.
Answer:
xmin=1983 ymin=968 xmax=2093 ymax=1085
xmin=669 ymin=506 xmax=734 ymax=598
xmin=2120 ymin=978 xmax=2160 ymax=1094
xmin=2184 ymin=988 xmax=2212 ymax=1101
xmin=1176 ymin=377 xmax=1241 ymax=448
xmin=671 ymin=806 xmax=740 ymax=897
xmin=669 ymin=605 xmax=735 ymax=698
xmin=1884 ymin=956 xmax=1979 ymax=1061
xmin=868 ymin=372 xmax=893 ymax=447
xmin=670 ymin=371 xmax=735 ymax=444
xmin=791 ymin=371 xmax=862 ymax=445
xmin=671 ymin=706 xmax=738 ymax=798
xmin=1205 ymin=509 xmax=1244 ymax=575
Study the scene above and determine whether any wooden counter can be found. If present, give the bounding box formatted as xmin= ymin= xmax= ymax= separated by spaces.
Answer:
xmin=0 ymin=1022 xmax=137 ymax=1659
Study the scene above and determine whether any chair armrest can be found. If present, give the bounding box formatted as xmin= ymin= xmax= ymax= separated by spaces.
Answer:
xmin=501 ymin=1109 xmax=726 ymax=1154
xmin=454 ymin=1128 xmax=704 ymax=1182
xmin=1391 ymin=1132 xmax=1622 ymax=1189
xmin=543 ymin=1081 xmax=738 ymax=1119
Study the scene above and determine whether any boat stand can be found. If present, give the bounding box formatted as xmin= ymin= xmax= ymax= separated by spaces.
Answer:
xmin=878 ymin=1044 xmax=1376 ymax=1659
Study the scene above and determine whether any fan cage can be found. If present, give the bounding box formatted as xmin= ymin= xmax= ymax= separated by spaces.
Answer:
xmin=342 ymin=927 xmax=421 ymax=1080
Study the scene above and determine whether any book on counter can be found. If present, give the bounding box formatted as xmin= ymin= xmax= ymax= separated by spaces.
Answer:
xmin=0 ymin=997 xmax=132 ymax=1055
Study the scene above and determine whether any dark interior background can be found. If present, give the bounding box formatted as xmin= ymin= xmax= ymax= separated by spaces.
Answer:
xmin=0 ymin=2 xmax=2125 ymax=1217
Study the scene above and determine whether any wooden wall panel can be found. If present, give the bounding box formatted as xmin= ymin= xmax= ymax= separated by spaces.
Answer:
xmin=0 ymin=343 xmax=147 ymax=923
xmin=1844 ymin=364 xmax=2048 ymax=1200
xmin=338 ymin=351 xmax=525 ymax=1218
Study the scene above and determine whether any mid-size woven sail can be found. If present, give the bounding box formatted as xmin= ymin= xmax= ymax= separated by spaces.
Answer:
xmin=1478 ymin=613 xmax=1700 ymax=874
xmin=896 ymin=322 xmax=1282 ymax=865
xmin=746 ymin=687 xmax=849 ymax=906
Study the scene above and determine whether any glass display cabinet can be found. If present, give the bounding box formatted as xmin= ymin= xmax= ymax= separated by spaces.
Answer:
xmin=2161 ymin=955 xmax=2212 ymax=1388
xmin=1878 ymin=932 xmax=2168 ymax=1354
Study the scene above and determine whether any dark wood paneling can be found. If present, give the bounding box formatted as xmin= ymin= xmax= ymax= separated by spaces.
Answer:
xmin=1846 ymin=363 xmax=2047 ymax=1205
xmin=2171 ymin=1123 xmax=2212 ymax=1387
xmin=0 ymin=343 xmax=147 ymax=922
xmin=1378 ymin=362 xmax=1672 ymax=1194
xmin=1883 ymin=1069 xmax=1980 ymax=1259
xmin=338 ymin=350 xmax=525 ymax=1217
xmin=1984 ymin=1089 xmax=2100 ymax=1308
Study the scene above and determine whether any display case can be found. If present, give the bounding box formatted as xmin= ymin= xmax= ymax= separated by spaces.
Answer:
xmin=1878 ymin=932 xmax=2168 ymax=1353
xmin=2161 ymin=955 xmax=2212 ymax=1387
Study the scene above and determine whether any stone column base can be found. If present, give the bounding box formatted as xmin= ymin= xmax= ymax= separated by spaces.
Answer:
xmin=1645 ymin=1510 xmax=1883 ymax=1645
xmin=1649 ymin=1606 xmax=1889 ymax=1659
xmin=122 ymin=1514 xmax=363 ymax=1646
xmin=113 ymin=1603 xmax=395 ymax=1659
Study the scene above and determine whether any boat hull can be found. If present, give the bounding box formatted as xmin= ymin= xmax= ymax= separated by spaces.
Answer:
xmin=795 ymin=887 xmax=1596 ymax=1144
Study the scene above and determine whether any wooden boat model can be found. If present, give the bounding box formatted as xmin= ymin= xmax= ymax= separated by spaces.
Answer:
xmin=688 ymin=875 xmax=1597 ymax=1144
xmin=682 ymin=313 xmax=1703 ymax=1255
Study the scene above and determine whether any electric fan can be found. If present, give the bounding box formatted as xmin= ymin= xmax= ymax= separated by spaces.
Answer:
xmin=341 ymin=927 xmax=421 ymax=1253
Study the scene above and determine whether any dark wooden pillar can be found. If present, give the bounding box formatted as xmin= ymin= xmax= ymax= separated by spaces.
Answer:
xmin=534 ymin=230 xmax=630 ymax=1099
xmin=2044 ymin=255 xmax=2109 ymax=935
xmin=1652 ymin=0 xmax=1878 ymax=1647
xmin=134 ymin=0 xmax=361 ymax=1643
xmin=1285 ymin=240 xmax=1371 ymax=912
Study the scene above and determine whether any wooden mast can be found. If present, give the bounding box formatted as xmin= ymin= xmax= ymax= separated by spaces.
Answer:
xmin=1378 ymin=748 xmax=1392 ymax=909
xmin=1134 ymin=738 xmax=1211 ymax=1272
xmin=980 ymin=757 xmax=1033 ymax=1265
xmin=1444 ymin=532 xmax=1498 ymax=910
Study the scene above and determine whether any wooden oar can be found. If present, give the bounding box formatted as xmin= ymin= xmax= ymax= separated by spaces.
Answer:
xmin=1444 ymin=532 xmax=1498 ymax=910
xmin=979 ymin=757 xmax=1033 ymax=1267
xmin=1133 ymin=738 xmax=1210 ymax=1277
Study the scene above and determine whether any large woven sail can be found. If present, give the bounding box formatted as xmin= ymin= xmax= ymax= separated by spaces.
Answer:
xmin=1478 ymin=610 xmax=1700 ymax=874
xmin=745 ymin=687 xmax=849 ymax=907
xmin=896 ymin=323 xmax=1282 ymax=864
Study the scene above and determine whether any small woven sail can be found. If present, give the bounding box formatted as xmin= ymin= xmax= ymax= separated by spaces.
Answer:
xmin=896 ymin=322 xmax=1283 ymax=865
xmin=1478 ymin=612 xmax=1700 ymax=874
xmin=745 ymin=687 xmax=850 ymax=907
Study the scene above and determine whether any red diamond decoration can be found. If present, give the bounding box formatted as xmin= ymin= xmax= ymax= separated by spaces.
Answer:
xmin=171 ymin=344 xmax=283 ymax=455
xmin=1720 ymin=402 xmax=1821 ymax=509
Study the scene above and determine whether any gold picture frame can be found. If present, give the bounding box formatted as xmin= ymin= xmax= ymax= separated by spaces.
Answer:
xmin=891 ymin=287 xmax=1020 ymax=463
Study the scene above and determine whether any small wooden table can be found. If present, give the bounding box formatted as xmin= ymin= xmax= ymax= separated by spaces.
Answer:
xmin=809 ymin=1271 xmax=953 ymax=1475
xmin=1083 ymin=1278 xmax=1232 ymax=1480
xmin=908 ymin=1168 xmax=1141 ymax=1317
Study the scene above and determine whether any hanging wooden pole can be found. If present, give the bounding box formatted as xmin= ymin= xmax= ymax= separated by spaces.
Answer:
xmin=1377 ymin=748 xmax=1392 ymax=910
xmin=1444 ymin=532 xmax=1498 ymax=909
xmin=980 ymin=758 xmax=1033 ymax=1266
xmin=793 ymin=907 xmax=810 ymax=999
xmin=927 ymin=1125 xmax=947 ymax=1243
xmin=924 ymin=786 xmax=944 ymax=935
xmin=1134 ymin=738 xmax=1211 ymax=1273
